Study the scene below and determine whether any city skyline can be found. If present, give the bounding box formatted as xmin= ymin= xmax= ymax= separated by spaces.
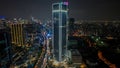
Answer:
xmin=0 ymin=0 xmax=120 ymax=22
xmin=0 ymin=1 xmax=120 ymax=67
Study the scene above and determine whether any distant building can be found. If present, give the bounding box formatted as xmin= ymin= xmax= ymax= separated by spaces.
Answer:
xmin=9 ymin=23 xmax=25 ymax=47
xmin=69 ymin=20 xmax=120 ymax=37
xmin=0 ymin=24 xmax=11 ymax=67
xmin=68 ymin=18 xmax=75 ymax=36
xmin=52 ymin=2 xmax=68 ymax=62
xmin=8 ymin=20 xmax=41 ymax=47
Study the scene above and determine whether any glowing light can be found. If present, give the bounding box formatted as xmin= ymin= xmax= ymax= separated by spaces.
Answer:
xmin=47 ymin=34 xmax=51 ymax=37
xmin=63 ymin=2 xmax=68 ymax=5
xmin=53 ymin=60 xmax=59 ymax=67
xmin=80 ymin=63 xmax=86 ymax=68
xmin=53 ymin=10 xmax=67 ymax=12
xmin=0 ymin=16 xmax=5 ymax=19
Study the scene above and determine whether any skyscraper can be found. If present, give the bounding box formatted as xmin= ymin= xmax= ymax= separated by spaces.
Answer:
xmin=52 ymin=2 xmax=68 ymax=62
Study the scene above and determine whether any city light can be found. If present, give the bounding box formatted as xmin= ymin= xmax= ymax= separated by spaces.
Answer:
xmin=0 ymin=0 xmax=120 ymax=68
xmin=52 ymin=60 xmax=59 ymax=67
xmin=63 ymin=2 xmax=69 ymax=5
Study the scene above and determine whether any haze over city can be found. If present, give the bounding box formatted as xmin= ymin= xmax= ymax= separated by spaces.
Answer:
xmin=0 ymin=0 xmax=120 ymax=21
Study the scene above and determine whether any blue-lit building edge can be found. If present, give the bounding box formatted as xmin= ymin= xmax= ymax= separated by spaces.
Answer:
xmin=52 ymin=2 xmax=68 ymax=62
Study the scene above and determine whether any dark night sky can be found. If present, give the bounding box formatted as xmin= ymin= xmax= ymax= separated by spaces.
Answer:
xmin=0 ymin=0 xmax=120 ymax=22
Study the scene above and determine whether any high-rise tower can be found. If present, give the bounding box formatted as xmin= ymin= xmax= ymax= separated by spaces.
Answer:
xmin=52 ymin=2 xmax=68 ymax=62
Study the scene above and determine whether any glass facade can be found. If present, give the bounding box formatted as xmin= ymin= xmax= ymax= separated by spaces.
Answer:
xmin=52 ymin=2 xmax=68 ymax=61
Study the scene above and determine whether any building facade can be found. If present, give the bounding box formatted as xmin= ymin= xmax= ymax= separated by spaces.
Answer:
xmin=0 ymin=26 xmax=11 ymax=67
xmin=52 ymin=2 xmax=68 ymax=62
xmin=9 ymin=23 xmax=25 ymax=47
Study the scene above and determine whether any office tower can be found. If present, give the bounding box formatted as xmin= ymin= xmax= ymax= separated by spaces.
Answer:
xmin=52 ymin=2 xmax=68 ymax=62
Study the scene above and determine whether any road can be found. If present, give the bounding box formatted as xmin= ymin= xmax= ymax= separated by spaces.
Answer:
xmin=34 ymin=35 xmax=51 ymax=68
xmin=34 ymin=48 xmax=45 ymax=68
xmin=41 ymin=38 xmax=51 ymax=68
